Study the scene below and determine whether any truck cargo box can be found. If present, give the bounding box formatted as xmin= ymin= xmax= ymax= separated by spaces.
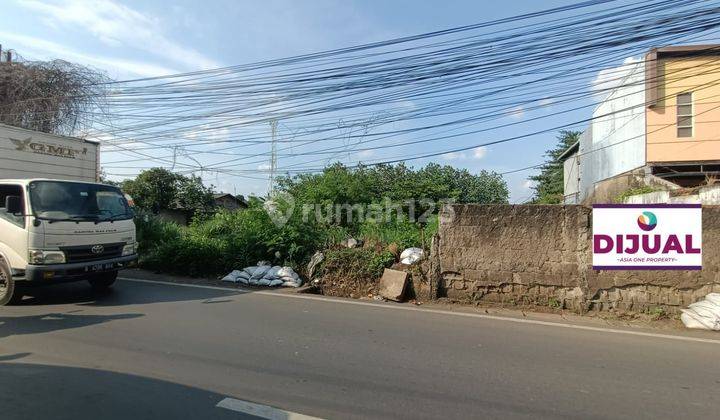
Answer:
xmin=0 ymin=123 xmax=99 ymax=182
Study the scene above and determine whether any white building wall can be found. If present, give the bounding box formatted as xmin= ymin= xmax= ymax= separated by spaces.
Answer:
xmin=563 ymin=152 xmax=580 ymax=204
xmin=578 ymin=60 xmax=646 ymax=201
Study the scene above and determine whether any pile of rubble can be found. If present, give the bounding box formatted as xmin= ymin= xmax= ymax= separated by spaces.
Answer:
xmin=308 ymin=243 xmax=426 ymax=301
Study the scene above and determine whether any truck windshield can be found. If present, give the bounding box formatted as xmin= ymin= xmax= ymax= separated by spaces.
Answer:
xmin=29 ymin=181 xmax=132 ymax=222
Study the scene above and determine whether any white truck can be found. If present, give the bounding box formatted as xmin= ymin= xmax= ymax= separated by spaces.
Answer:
xmin=0 ymin=123 xmax=137 ymax=305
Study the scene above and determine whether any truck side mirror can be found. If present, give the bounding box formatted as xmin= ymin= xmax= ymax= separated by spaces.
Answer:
xmin=5 ymin=195 xmax=22 ymax=215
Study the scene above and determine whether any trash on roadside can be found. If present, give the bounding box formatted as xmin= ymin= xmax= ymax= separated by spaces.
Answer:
xmin=340 ymin=238 xmax=362 ymax=248
xmin=221 ymin=262 xmax=303 ymax=287
xmin=399 ymin=247 xmax=424 ymax=265
xmin=681 ymin=293 xmax=720 ymax=330
xmin=306 ymin=251 xmax=324 ymax=280
xmin=221 ymin=270 xmax=244 ymax=282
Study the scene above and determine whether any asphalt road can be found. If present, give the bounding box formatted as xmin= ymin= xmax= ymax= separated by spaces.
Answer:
xmin=1 ymin=278 xmax=719 ymax=419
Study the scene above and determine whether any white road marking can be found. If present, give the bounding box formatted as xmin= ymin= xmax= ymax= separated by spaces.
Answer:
xmin=216 ymin=397 xmax=323 ymax=419
xmin=119 ymin=277 xmax=720 ymax=345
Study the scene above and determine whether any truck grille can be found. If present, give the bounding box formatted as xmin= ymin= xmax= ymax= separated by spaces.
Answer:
xmin=60 ymin=243 xmax=125 ymax=263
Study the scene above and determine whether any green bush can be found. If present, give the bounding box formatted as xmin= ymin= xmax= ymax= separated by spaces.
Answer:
xmin=147 ymin=235 xmax=228 ymax=276
xmin=135 ymin=203 xmax=439 ymax=278
xmin=277 ymin=162 xmax=509 ymax=219
xmin=358 ymin=214 xmax=438 ymax=250
xmin=129 ymin=162 xmax=503 ymax=278
xmin=138 ymin=203 xmax=330 ymax=277
xmin=134 ymin=212 xmax=183 ymax=254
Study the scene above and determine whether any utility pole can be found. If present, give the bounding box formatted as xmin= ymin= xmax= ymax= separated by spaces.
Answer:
xmin=171 ymin=146 xmax=179 ymax=170
xmin=268 ymin=119 xmax=278 ymax=196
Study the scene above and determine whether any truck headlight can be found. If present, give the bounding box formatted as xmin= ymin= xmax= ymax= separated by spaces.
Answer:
xmin=122 ymin=243 xmax=137 ymax=256
xmin=29 ymin=250 xmax=66 ymax=265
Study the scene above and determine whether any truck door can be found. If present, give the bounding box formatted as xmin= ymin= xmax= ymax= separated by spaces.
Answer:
xmin=0 ymin=184 xmax=29 ymax=270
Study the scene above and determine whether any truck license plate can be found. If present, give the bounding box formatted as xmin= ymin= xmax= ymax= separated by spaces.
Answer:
xmin=86 ymin=263 xmax=114 ymax=272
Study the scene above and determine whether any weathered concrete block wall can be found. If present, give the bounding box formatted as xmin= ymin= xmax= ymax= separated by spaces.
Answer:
xmin=624 ymin=185 xmax=720 ymax=205
xmin=436 ymin=204 xmax=720 ymax=313
xmin=580 ymin=168 xmax=678 ymax=205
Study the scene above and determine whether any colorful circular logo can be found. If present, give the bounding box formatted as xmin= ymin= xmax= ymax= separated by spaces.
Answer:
xmin=637 ymin=211 xmax=657 ymax=231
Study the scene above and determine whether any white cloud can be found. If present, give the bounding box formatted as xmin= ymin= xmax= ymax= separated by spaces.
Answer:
xmin=17 ymin=0 xmax=220 ymax=71
xmin=397 ymin=100 xmax=417 ymax=111
xmin=507 ymin=106 xmax=524 ymax=119
xmin=538 ymin=98 xmax=555 ymax=107
xmin=257 ymin=163 xmax=271 ymax=171
xmin=182 ymin=124 xmax=231 ymax=147
xmin=522 ymin=180 xmax=535 ymax=190
xmin=472 ymin=146 xmax=487 ymax=160
xmin=0 ymin=31 xmax=180 ymax=77
xmin=441 ymin=151 xmax=465 ymax=161
xmin=357 ymin=150 xmax=375 ymax=158
xmin=591 ymin=56 xmax=642 ymax=101
xmin=79 ymin=128 xmax=120 ymax=145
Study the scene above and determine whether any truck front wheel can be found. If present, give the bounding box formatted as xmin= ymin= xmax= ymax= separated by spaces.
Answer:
xmin=88 ymin=270 xmax=118 ymax=291
xmin=0 ymin=258 xmax=23 ymax=306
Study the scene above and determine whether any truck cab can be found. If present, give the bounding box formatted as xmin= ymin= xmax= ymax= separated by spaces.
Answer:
xmin=0 ymin=179 xmax=137 ymax=305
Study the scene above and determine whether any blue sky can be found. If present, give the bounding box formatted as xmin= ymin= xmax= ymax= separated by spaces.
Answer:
xmin=0 ymin=0 xmax=627 ymax=202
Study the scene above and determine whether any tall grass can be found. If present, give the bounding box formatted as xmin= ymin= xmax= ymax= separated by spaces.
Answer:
xmin=135 ymin=206 xmax=437 ymax=278
xmin=136 ymin=205 xmax=330 ymax=276
xmin=358 ymin=215 xmax=438 ymax=250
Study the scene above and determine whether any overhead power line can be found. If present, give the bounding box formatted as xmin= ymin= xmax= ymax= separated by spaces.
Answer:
xmin=6 ymin=0 xmax=720 ymax=188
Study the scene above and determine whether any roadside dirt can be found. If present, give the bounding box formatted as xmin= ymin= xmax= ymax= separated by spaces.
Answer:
xmin=121 ymin=268 xmax=692 ymax=332
xmin=312 ymin=275 xmax=379 ymax=299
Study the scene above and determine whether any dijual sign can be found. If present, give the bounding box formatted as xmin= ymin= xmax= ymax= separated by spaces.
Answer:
xmin=592 ymin=204 xmax=702 ymax=270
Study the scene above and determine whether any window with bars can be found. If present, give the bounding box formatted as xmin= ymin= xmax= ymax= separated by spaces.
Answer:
xmin=677 ymin=92 xmax=693 ymax=137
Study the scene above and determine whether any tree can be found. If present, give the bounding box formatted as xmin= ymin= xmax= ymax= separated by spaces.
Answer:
xmin=176 ymin=174 xmax=216 ymax=214
xmin=276 ymin=162 xmax=509 ymax=227
xmin=121 ymin=168 xmax=215 ymax=214
xmin=0 ymin=56 xmax=109 ymax=136
xmin=529 ymin=130 xmax=581 ymax=204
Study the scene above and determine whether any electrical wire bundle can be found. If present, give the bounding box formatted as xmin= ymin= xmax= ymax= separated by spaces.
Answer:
xmin=6 ymin=0 xmax=720 ymax=188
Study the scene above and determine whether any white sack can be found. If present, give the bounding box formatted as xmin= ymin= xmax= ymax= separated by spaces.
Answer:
xmin=704 ymin=293 xmax=720 ymax=306
xmin=250 ymin=265 xmax=271 ymax=281
xmin=681 ymin=294 xmax=720 ymax=331
xmin=400 ymin=247 xmax=424 ymax=265
xmin=263 ymin=266 xmax=282 ymax=280
xmin=221 ymin=270 xmax=243 ymax=282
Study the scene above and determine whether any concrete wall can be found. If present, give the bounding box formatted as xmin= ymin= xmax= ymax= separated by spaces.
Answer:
xmin=624 ymin=190 xmax=671 ymax=204
xmin=580 ymin=167 xmax=679 ymax=205
xmin=700 ymin=185 xmax=720 ymax=203
xmin=624 ymin=185 xmax=720 ymax=205
xmin=435 ymin=204 xmax=720 ymax=313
